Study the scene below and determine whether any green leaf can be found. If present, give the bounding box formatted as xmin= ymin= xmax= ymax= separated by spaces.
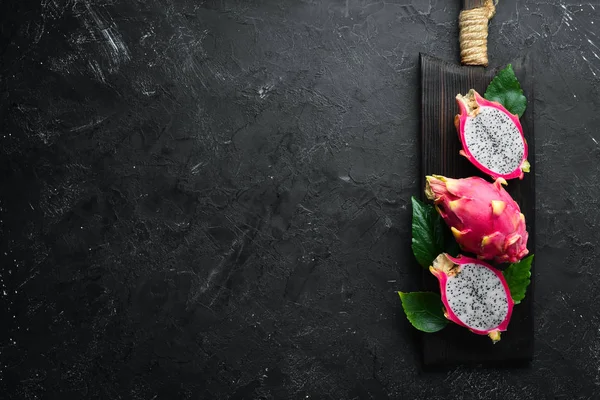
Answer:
xmin=484 ymin=64 xmax=527 ymax=118
xmin=503 ymin=254 xmax=534 ymax=304
xmin=411 ymin=197 xmax=446 ymax=268
xmin=398 ymin=291 xmax=448 ymax=333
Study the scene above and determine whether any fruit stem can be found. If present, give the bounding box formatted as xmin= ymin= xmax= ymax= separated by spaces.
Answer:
xmin=488 ymin=330 xmax=501 ymax=343
xmin=456 ymin=89 xmax=480 ymax=117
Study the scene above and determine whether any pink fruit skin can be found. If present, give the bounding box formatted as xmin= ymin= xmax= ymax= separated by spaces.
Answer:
xmin=455 ymin=90 xmax=528 ymax=180
xmin=430 ymin=254 xmax=514 ymax=339
xmin=425 ymin=175 xmax=529 ymax=264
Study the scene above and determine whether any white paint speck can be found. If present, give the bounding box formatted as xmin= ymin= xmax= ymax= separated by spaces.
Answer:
xmin=258 ymin=82 xmax=275 ymax=99
xmin=79 ymin=3 xmax=131 ymax=71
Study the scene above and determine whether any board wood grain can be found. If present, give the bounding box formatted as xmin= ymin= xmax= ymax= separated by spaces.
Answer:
xmin=419 ymin=53 xmax=535 ymax=367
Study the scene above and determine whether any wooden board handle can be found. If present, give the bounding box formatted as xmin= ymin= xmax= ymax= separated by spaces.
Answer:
xmin=463 ymin=0 xmax=487 ymax=9
xmin=459 ymin=0 xmax=496 ymax=67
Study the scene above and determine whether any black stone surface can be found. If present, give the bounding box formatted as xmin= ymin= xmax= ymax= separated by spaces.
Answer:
xmin=1 ymin=0 xmax=598 ymax=398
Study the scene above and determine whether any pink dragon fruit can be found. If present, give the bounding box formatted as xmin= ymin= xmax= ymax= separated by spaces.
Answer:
xmin=425 ymin=175 xmax=529 ymax=264
xmin=430 ymin=253 xmax=514 ymax=343
xmin=455 ymin=89 xmax=530 ymax=180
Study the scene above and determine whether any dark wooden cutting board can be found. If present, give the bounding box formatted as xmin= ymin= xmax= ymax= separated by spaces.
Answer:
xmin=419 ymin=53 xmax=535 ymax=367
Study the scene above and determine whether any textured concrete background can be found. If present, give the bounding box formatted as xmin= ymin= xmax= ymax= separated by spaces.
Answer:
xmin=1 ymin=0 xmax=599 ymax=398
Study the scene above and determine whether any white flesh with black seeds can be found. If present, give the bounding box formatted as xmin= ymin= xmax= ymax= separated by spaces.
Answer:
xmin=445 ymin=263 xmax=509 ymax=331
xmin=463 ymin=106 xmax=524 ymax=175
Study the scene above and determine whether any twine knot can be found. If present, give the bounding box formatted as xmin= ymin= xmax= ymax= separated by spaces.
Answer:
xmin=459 ymin=0 xmax=497 ymax=66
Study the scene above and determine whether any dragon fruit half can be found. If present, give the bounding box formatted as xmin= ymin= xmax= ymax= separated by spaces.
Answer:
xmin=430 ymin=253 xmax=514 ymax=343
xmin=455 ymin=89 xmax=530 ymax=180
xmin=425 ymin=175 xmax=529 ymax=264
